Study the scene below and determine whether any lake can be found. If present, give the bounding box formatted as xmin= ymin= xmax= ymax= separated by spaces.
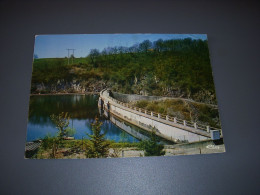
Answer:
xmin=26 ymin=94 xmax=171 ymax=144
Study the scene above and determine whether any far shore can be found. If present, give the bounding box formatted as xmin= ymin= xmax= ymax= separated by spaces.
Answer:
xmin=30 ymin=92 xmax=100 ymax=96
xmin=30 ymin=90 xmax=218 ymax=107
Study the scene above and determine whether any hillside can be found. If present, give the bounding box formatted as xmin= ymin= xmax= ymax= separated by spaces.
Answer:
xmin=31 ymin=38 xmax=217 ymax=104
xmin=130 ymin=99 xmax=220 ymax=128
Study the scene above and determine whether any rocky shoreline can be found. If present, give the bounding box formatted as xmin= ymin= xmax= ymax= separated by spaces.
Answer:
xmin=30 ymin=92 xmax=99 ymax=96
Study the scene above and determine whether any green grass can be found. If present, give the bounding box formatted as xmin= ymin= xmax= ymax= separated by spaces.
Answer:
xmin=52 ymin=139 xmax=140 ymax=149
xmin=31 ymin=38 xmax=217 ymax=103
xmin=109 ymin=142 xmax=140 ymax=148
xmin=132 ymin=99 xmax=220 ymax=128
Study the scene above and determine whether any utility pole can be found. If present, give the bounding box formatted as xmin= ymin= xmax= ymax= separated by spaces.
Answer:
xmin=66 ymin=49 xmax=70 ymax=65
xmin=66 ymin=49 xmax=76 ymax=65
xmin=71 ymin=49 xmax=76 ymax=64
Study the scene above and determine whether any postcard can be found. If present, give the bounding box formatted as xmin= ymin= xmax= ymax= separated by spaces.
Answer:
xmin=25 ymin=34 xmax=225 ymax=159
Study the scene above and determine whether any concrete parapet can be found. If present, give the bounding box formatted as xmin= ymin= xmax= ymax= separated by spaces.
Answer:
xmin=99 ymin=89 xmax=216 ymax=142
xmin=207 ymin=126 xmax=210 ymax=132
xmin=194 ymin=123 xmax=197 ymax=129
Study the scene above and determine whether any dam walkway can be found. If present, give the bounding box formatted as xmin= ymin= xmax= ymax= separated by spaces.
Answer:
xmin=99 ymin=89 xmax=222 ymax=143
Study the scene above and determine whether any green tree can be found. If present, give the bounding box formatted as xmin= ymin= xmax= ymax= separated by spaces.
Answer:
xmin=119 ymin=131 xmax=128 ymax=142
xmin=65 ymin=127 xmax=76 ymax=137
xmin=139 ymin=130 xmax=165 ymax=156
xmin=31 ymin=38 xmax=217 ymax=103
xmin=85 ymin=118 xmax=110 ymax=158
xmin=50 ymin=112 xmax=70 ymax=139
xmin=139 ymin=40 xmax=152 ymax=52
xmin=46 ymin=112 xmax=72 ymax=158
xmin=88 ymin=49 xmax=100 ymax=68
xmin=41 ymin=134 xmax=59 ymax=159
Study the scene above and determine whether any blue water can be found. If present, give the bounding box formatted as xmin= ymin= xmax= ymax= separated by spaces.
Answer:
xmin=26 ymin=95 xmax=139 ymax=142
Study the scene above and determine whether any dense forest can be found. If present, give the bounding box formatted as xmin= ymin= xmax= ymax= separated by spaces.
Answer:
xmin=31 ymin=38 xmax=217 ymax=104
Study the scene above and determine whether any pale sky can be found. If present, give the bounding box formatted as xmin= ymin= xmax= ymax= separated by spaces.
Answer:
xmin=34 ymin=34 xmax=207 ymax=58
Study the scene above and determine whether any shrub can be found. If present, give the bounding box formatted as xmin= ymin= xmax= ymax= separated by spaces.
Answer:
xmin=85 ymin=118 xmax=110 ymax=158
xmin=139 ymin=130 xmax=165 ymax=156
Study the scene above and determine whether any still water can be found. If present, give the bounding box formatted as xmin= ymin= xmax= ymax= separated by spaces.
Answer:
xmin=26 ymin=94 xmax=170 ymax=143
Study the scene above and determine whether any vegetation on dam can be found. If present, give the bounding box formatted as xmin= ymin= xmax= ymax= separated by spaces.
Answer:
xmin=31 ymin=38 xmax=217 ymax=104
xmin=130 ymin=99 xmax=220 ymax=128
xmin=26 ymin=35 xmax=225 ymax=159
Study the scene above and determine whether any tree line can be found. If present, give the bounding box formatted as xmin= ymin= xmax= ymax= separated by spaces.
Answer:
xmin=31 ymin=38 xmax=217 ymax=104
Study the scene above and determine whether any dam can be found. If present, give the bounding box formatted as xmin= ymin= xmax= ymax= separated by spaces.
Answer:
xmin=98 ymin=89 xmax=222 ymax=143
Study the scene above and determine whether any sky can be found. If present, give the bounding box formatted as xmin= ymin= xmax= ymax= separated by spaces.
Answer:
xmin=34 ymin=34 xmax=207 ymax=58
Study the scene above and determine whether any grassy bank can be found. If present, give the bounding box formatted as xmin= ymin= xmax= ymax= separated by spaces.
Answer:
xmin=29 ymin=140 xmax=142 ymax=159
xmin=130 ymin=99 xmax=220 ymax=128
xmin=28 ymin=138 xmax=225 ymax=159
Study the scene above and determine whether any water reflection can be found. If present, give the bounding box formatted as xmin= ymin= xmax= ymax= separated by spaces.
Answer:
xmin=26 ymin=95 xmax=172 ymax=144
xmin=27 ymin=95 xmax=139 ymax=142
xmin=28 ymin=94 xmax=99 ymax=125
xmin=99 ymin=106 xmax=173 ymax=145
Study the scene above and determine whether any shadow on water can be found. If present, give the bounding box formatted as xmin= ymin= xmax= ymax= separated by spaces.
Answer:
xmin=28 ymin=95 xmax=99 ymax=125
xmin=26 ymin=94 xmax=173 ymax=144
xmin=100 ymin=107 xmax=174 ymax=145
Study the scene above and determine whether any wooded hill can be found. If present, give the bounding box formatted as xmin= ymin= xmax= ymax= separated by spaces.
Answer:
xmin=31 ymin=38 xmax=217 ymax=104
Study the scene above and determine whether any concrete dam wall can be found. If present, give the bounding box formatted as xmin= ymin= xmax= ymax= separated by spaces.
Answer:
xmin=99 ymin=90 xmax=221 ymax=143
